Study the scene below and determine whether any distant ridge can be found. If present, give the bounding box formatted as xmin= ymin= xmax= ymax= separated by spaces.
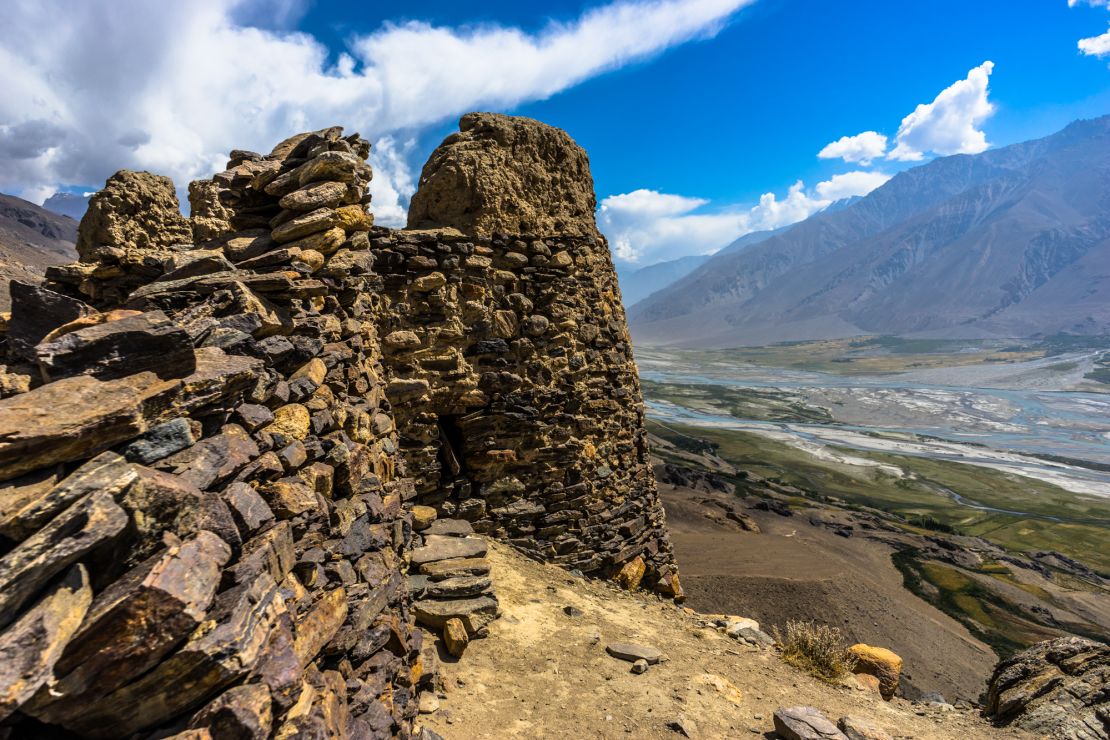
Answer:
xmin=631 ymin=116 xmax=1110 ymax=347
xmin=43 ymin=191 xmax=91 ymax=221
xmin=0 ymin=193 xmax=78 ymax=309
xmin=620 ymin=227 xmax=782 ymax=308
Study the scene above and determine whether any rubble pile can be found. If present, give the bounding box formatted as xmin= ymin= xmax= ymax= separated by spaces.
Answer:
xmin=0 ymin=128 xmax=417 ymax=738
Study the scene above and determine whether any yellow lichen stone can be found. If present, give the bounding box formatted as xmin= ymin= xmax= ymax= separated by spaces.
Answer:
xmin=849 ymin=643 xmax=903 ymax=700
xmin=291 ymin=358 xmax=327 ymax=386
xmin=335 ymin=204 xmax=374 ymax=231
xmin=284 ymin=226 xmax=346 ymax=256
xmin=267 ymin=403 xmax=311 ymax=441
xmin=443 ymin=617 xmax=469 ymax=657
xmin=615 ymin=555 xmax=646 ymax=590
xmin=292 ymin=248 xmax=325 ymax=273
xmin=411 ymin=272 xmax=446 ymax=292
xmin=412 ymin=505 xmax=437 ymax=531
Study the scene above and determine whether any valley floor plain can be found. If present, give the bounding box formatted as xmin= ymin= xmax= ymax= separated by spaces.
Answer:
xmin=637 ymin=338 xmax=1110 ymax=660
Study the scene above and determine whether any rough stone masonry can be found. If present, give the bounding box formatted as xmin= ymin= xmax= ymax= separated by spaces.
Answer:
xmin=0 ymin=113 xmax=677 ymax=738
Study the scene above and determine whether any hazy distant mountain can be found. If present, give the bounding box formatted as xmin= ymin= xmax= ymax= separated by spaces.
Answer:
xmin=0 ymin=193 xmax=78 ymax=309
xmin=631 ymin=116 xmax=1110 ymax=347
xmin=43 ymin=191 xmax=90 ymax=221
xmin=619 ymin=228 xmax=782 ymax=308
xmin=619 ymin=255 xmax=711 ymax=306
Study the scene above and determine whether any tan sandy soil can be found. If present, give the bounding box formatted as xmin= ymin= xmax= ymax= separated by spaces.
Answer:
xmin=419 ymin=540 xmax=1032 ymax=739
xmin=660 ymin=483 xmax=999 ymax=703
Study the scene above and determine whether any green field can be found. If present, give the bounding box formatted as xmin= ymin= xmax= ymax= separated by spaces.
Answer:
xmin=651 ymin=336 xmax=1049 ymax=376
xmin=642 ymin=379 xmax=833 ymax=423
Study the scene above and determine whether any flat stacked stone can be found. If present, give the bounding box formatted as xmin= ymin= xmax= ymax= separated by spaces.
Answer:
xmin=408 ymin=510 xmax=498 ymax=652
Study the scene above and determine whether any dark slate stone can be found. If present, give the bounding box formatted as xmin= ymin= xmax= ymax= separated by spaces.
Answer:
xmin=220 ymin=481 xmax=275 ymax=535
xmin=121 ymin=418 xmax=198 ymax=465
xmin=35 ymin=310 xmax=196 ymax=382
xmin=7 ymin=282 xmax=95 ymax=360
xmin=234 ymin=403 xmax=274 ymax=431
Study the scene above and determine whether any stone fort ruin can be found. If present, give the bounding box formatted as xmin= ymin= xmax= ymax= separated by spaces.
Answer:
xmin=0 ymin=113 xmax=676 ymax=737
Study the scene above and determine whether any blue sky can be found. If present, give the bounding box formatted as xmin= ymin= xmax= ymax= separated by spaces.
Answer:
xmin=2 ymin=0 xmax=1110 ymax=268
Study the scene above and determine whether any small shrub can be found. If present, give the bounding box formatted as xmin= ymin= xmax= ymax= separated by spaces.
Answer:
xmin=772 ymin=619 xmax=857 ymax=683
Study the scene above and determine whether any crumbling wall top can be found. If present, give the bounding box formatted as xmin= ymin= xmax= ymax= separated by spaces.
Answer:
xmin=406 ymin=112 xmax=600 ymax=238
xmin=75 ymin=170 xmax=193 ymax=260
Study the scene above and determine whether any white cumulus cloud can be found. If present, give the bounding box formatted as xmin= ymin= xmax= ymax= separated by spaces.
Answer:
xmin=817 ymin=131 xmax=887 ymax=165
xmin=1069 ymin=0 xmax=1110 ymax=60
xmin=1079 ymin=27 xmax=1110 ymax=57
xmin=599 ymin=170 xmax=889 ymax=265
xmin=888 ymin=61 xmax=996 ymax=161
xmin=814 ymin=170 xmax=892 ymax=201
xmin=0 ymin=0 xmax=752 ymax=224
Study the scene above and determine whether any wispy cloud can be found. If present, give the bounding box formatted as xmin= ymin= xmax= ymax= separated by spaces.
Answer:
xmin=0 ymin=0 xmax=752 ymax=223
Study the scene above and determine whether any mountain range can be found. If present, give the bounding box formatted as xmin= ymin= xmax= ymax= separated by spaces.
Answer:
xmin=0 ymin=194 xmax=78 ymax=310
xmin=630 ymin=116 xmax=1110 ymax=347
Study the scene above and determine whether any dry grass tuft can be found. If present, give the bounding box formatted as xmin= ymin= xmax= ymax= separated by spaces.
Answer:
xmin=772 ymin=619 xmax=858 ymax=683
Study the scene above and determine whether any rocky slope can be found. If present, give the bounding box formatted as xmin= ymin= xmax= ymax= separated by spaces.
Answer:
xmin=617 ymin=228 xmax=782 ymax=309
xmin=631 ymin=116 xmax=1110 ymax=346
xmin=0 ymin=194 xmax=78 ymax=309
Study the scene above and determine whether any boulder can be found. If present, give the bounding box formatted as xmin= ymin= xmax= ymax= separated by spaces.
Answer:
xmin=419 ymin=557 xmax=491 ymax=580
xmin=410 ymin=536 xmax=488 ymax=565
xmin=0 ymin=451 xmax=135 ymax=541
xmin=7 ymin=282 xmax=95 ymax=359
xmin=31 ymin=573 xmax=287 ymax=737
xmin=0 ymin=492 xmax=126 ymax=629
xmin=77 ymin=170 xmax=192 ymax=259
xmin=848 ymin=644 xmax=902 ymax=700
xmin=411 ymin=505 xmax=437 ymax=531
xmin=407 ymin=112 xmax=600 ymax=237
xmin=0 ymin=371 xmax=181 ymax=482
xmin=187 ymin=683 xmax=273 ymax=740
xmin=413 ymin=596 xmax=498 ymax=636
xmin=614 ymin=555 xmax=646 ymax=590
xmin=424 ymin=575 xmax=491 ymax=599
xmin=36 ymin=532 xmax=231 ymax=705
xmin=424 ymin=518 xmax=473 ymax=537
xmin=0 ymin=564 xmax=91 ymax=721
xmin=984 ymin=636 xmax=1109 ymax=739
xmin=443 ymin=617 xmax=469 ymax=658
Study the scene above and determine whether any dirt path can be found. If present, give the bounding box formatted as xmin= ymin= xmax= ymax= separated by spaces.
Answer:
xmin=419 ymin=541 xmax=1031 ymax=739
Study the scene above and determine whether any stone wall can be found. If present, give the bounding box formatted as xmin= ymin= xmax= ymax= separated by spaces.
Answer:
xmin=371 ymin=228 xmax=675 ymax=583
xmin=388 ymin=112 xmax=676 ymax=591
xmin=0 ymin=114 xmax=676 ymax=737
